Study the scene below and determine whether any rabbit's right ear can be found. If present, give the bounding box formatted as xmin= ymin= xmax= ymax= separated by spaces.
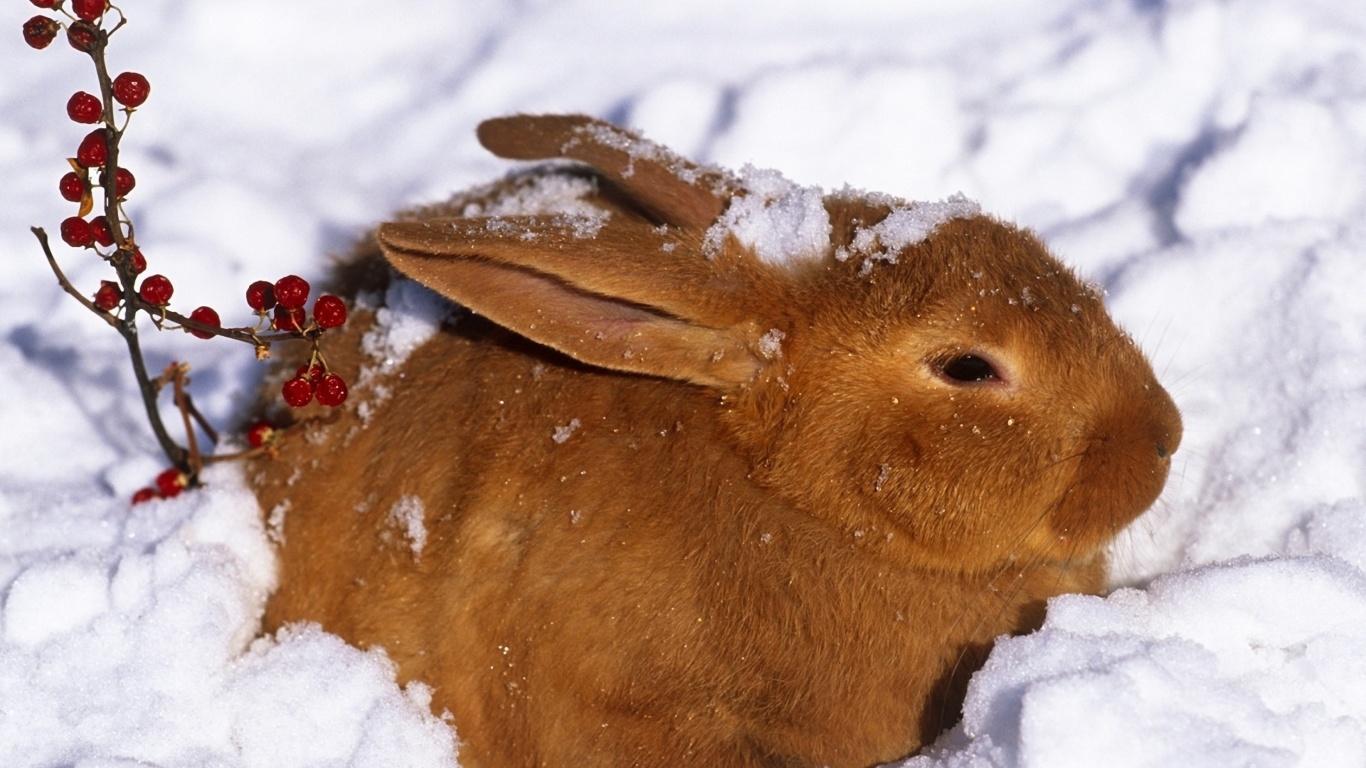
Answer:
xmin=477 ymin=115 xmax=729 ymax=230
xmin=377 ymin=216 xmax=765 ymax=390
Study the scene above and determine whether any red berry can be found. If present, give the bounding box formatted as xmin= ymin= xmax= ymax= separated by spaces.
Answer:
xmin=112 ymin=72 xmax=150 ymax=108
xmin=245 ymin=421 xmax=277 ymax=448
xmin=246 ymin=280 xmax=276 ymax=311
xmin=274 ymin=275 xmax=310 ymax=310
xmin=295 ymin=364 xmax=325 ymax=385
xmin=93 ymin=281 xmax=120 ymax=311
xmin=66 ymin=20 xmax=98 ymax=51
xmin=316 ymin=373 xmax=349 ymax=407
xmin=188 ymin=306 xmax=220 ymax=339
xmin=76 ymin=128 xmax=109 ymax=168
xmin=128 ymin=248 xmax=147 ymax=275
xmin=273 ymin=305 xmax=305 ymax=333
xmin=89 ymin=215 xmax=114 ymax=247
xmin=66 ymin=91 xmax=103 ymax=124
xmin=312 ymin=294 xmax=347 ymax=329
xmin=59 ymin=171 xmax=86 ymax=203
xmin=23 ymin=16 xmax=58 ymax=49
xmin=30 ymin=0 xmax=59 ymax=8
xmin=112 ymin=167 xmax=135 ymax=198
xmin=60 ymin=216 xmax=94 ymax=247
xmin=139 ymin=274 xmax=173 ymax=306
xmin=281 ymin=376 xmax=314 ymax=408
xmin=71 ymin=0 xmax=107 ymax=22
xmin=155 ymin=468 xmax=187 ymax=498
xmin=130 ymin=487 xmax=159 ymax=504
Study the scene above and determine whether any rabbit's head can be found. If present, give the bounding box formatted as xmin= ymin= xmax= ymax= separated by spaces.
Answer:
xmin=377 ymin=114 xmax=1181 ymax=579
xmin=725 ymin=212 xmax=1181 ymax=576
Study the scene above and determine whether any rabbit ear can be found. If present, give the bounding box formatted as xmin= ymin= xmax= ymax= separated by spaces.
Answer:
xmin=477 ymin=115 xmax=729 ymax=230
xmin=377 ymin=217 xmax=764 ymax=389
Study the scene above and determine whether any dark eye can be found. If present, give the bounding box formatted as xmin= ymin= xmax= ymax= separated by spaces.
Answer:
xmin=940 ymin=354 xmax=999 ymax=383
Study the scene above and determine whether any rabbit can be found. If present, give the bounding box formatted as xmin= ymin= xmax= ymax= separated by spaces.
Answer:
xmin=250 ymin=114 xmax=1182 ymax=768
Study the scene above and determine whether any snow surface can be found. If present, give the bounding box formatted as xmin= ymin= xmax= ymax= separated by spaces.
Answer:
xmin=3 ymin=0 xmax=1366 ymax=766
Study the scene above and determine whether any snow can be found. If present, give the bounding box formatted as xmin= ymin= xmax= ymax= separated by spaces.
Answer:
xmin=0 ymin=463 xmax=454 ymax=767
xmin=568 ymin=120 xmax=708 ymax=185
xmin=705 ymin=165 xmax=832 ymax=264
xmin=455 ymin=173 xmax=602 ymax=219
xmin=912 ymin=555 xmax=1366 ymax=768
xmin=359 ymin=279 xmax=451 ymax=374
xmin=835 ymin=191 xmax=983 ymax=269
xmin=758 ymin=328 xmax=787 ymax=360
xmin=387 ymin=496 xmax=428 ymax=561
xmin=552 ymin=418 xmax=583 ymax=445
xmin=3 ymin=0 xmax=1366 ymax=766
xmin=456 ymin=172 xmax=611 ymax=240
xmin=355 ymin=277 xmax=450 ymax=424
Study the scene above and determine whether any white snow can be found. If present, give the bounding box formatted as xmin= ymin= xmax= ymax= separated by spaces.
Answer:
xmin=387 ymin=495 xmax=429 ymax=561
xmin=567 ymin=120 xmax=708 ymax=185
xmin=705 ymin=164 xmax=832 ymax=265
xmin=354 ymin=276 xmax=451 ymax=424
xmin=757 ymin=328 xmax=787 ymax=360
xmin=4 ymin=0 xmax=1366 ymax=766
xmin=911 ymin=554 xmax=1366 ymax=768
xmin=835 ymin=191 xmax=983 ymax=268
xmin=552 ymin=418 xmax=583 ymax=445
xmin=3 ymin=554 xmax=111 ymax=646
xmin=0 ymin=464 xmax=454 ymax=767
xmin=456 ymin=173 xmax=603 ymax=220
xmin=359 ymin=278 xmax=451 ymax=375
xmin=458 ymin=172 xmax=611 ymax=240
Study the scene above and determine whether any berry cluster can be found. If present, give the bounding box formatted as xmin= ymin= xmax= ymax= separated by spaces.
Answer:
xmin=282 ymin=363 xmax=349 ymax=408
xmin=130 ymin=467 xmax=188 ymax=504
xmin=26 ymin=1 xmax=351 ymax=503
xmin=245 ymin=274 xmax=351 ymax=408
xmin=244 ymin=275 xmax=348 ymax=337
xmin=27 ymin=3 xmax=165 ymax=322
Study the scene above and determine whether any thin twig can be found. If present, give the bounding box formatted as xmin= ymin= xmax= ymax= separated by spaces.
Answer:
xmin=34 ymin=227 xmax=120 ymax=329
xmin=181 ymin=389 xmax=220 ymax=445
xmin=169 ymin=364 xmax=203 ymax=479
xmin=145 ymin=299 xmax=309 ymax=346
xmin=122 ymin=314 xmax=188 ymax=469
xmin=36 ymin=223 xmax=187 ymax=467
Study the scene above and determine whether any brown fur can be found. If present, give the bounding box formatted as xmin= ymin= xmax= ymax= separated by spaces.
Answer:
xmin=251 ymin=115 xmax=1182 ymax=767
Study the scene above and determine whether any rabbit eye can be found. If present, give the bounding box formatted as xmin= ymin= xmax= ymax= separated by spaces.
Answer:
xmin=940 ymin=354 xmax=999 ymax=383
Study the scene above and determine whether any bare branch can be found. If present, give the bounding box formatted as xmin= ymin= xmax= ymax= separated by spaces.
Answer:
xmin=33 ymin=227 xmax=120 ymax=330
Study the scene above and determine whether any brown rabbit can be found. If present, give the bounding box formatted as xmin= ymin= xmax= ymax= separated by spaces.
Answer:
xmin=251 ymin=114 xmax=1181 ymax=767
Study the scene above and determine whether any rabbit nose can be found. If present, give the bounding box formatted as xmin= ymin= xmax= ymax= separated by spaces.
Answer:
xmin=1150 ymin=386 xmax=1183 ymax=460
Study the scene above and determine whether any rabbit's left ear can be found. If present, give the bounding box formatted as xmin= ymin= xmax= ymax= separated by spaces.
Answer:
xmin=377 ymin=216 xmax=764 ymax=389
xmin=477 ymin=114 xmax=729 ymax=230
